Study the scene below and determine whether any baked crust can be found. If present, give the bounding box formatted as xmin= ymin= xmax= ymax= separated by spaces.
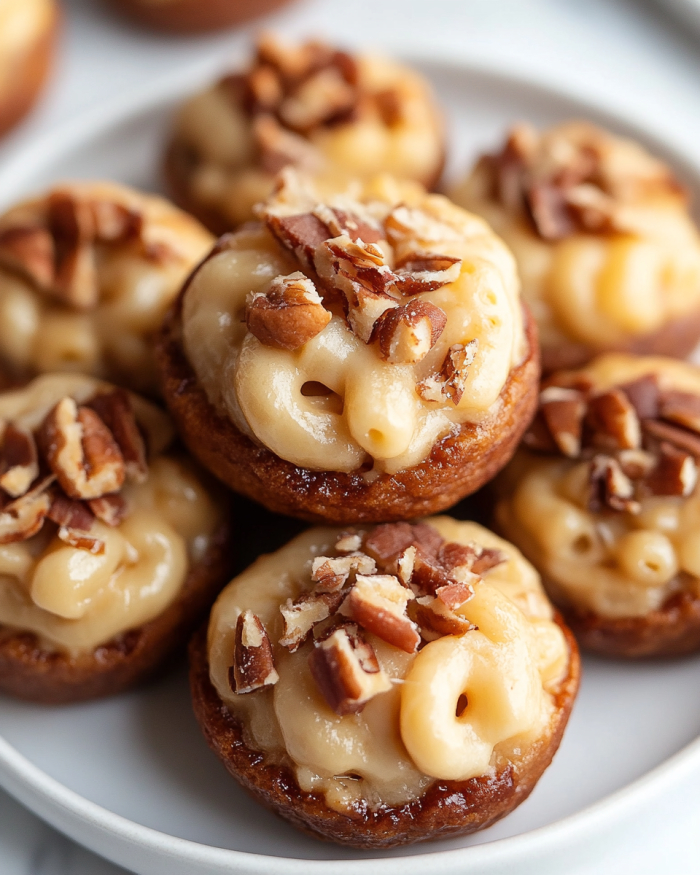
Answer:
xmin=0 ymin=518 xmax=233 ymax=704
xmin=0 ymin=1 xmax=58 ymax=138
xmin=555 ymin=588 xmax=700 ymax=659
xmin=189 ymin=616 xmax=580 ymax=848
xmin=109 ymin=0 xmax=293 ymax=34
xmin=156 ymin=290 xmax=540 ymax=525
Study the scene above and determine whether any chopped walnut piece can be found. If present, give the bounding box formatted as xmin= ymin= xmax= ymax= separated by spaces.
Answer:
xmin=47 ymin=492 xmax=95 ymax=531
xmin=618 ymin=375 xmax=660 ymax=420
xmin=246 ymin=272 xmax=331 ymax=351
xmin=393 ymin=252 xmax=462 ymax=295
xmin=589 ymin=454 xmax=640 ymax=514
xmin=409 ymin=596 xmax=477 ymax=641
xmin=230 ymin=611 xmax=279 ymax=694
xmin=311 ymin=552 xmax=376 ymax=592
xmin=279 ymin=590 xmax=345 ymax=652
xmin=642 ymin=419 xmax=700 ymax=459
xmin=374 ymin=300 xmax=446 ymax=364
xmin=334 ymin=531 xmax=362 ymax=553
xmin=0 ymin=225 xmax=54 ymax=289
xmin=308 ymin=622 xmax=391 ymax=715
xmin=86 ymin=390 xmax=147 ymax=483
xmin=0 ymin=488 xmax=51 ymax=544
xmin=37 ymin=398 xmax=126 ymax=501
xmin=586 ymin=389 xmax=641 ymax=451
xmin=416 ymin=340 xmax=478 ymax=406
xmin=643 ymin=443 xmax=698 ymax=497
xmin=340 ymin=573 xmax=419 ymax=653
xmin=539 ymin=386 xmax=586 ymax=458
xmin=88 ymin=494 xmax=127 ymax=527
xmin=0 ymin=425 xmax=39 ymax=498
xmin=658 ymin=390 xmax=700 ymax=434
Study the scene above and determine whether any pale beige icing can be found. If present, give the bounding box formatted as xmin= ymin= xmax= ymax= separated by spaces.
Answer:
xmin=208 ymin=518 xmax=568 ymax=812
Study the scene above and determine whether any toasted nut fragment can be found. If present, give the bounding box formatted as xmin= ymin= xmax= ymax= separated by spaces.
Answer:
xmin=408 ymin=596 xmax=477 ymax=641
xmin=643 ymin=443 xmax=698 ymax=497
xmin=246 ymin=272 xmax=331 ymax=350
xmin=642 ymin=419 xmax=700 ymax=459
xmin=394 ymin=252 xmax=462 ymax=295
xmin=57 ymin=527 xmax=105 ymax=554
xmin=0 ymin=489 xmax=51 ymax=544
xmin=523 ymin=412 xmax=559 ymax=453
xmin=230 ymin=611 xmax=279 ymax=694
xmin=435 ymin=580 xmax=475 ymax=610
xmin=589 ymin=454 xmax=639 ymax=514
xmin=363 ymin=521 xmax=442 ymax=572
xmin=246 ymin=65 xmax=283 ymax=112
xmin=658 ymin=390 xmax=700 ymax=434
xmin=308 ymin=623 xmax=391 ymax=715
xmin=340 ymin=573 xmax=419 ymax=653
xmin=396 ymin=544 xmax=416 ymax=586
xmin=586 ymin=389 xmax=641 ymax=451
xmin=345 ymin=285 xmax=398 ymax=343
xmin=618 ymin=375 xmax=660 ymax=420
xmin=311 ymin=552 xmax=377 ymax=592
xmin=411 ymin=548 xmax=453 ymax=596
xmin=527 ymin=181 xmax=574 ymax=240
xmin=280 ymin=66 xmax=356 ymax=132
xmin=470 ymin=546 xmax=508 ymax=576
xmin=86 ymin=390 xmax=148 ymax=483
xmin=253 ymin=115 xmax=322 ymax=176
xmin=617 ymin=448 xmax=655 ymax=480
xmin=0 ymin=226 xmax=54 ymax=289
xmin=320 ymin=236 xmax=396 ymax=297
xmin=279 ymin=590 xmax=345 ymax=652
xmin=334 ymin=531 xmax=362 ymax=553
xmin=264 ymin=210 xmax=332 ymax=270
xmin=539 ymin=387 xmax=586 ymax=458
xmin=88 ymin=494 xmax=128 ymax=527
xmin=0 ymin=425 xmax=39 ymax=498
xmin=417 ymin=340 xmax=478 ymax=406
xmin=384 ymin=204 xmax=461 ymax=246
xmin=47 ymin=492 xmax=95 ymax=531
xmin=311 ymin=205 xmax=383 ymax=244
xmin=374 ymin=300 xmax=446 ymax=364
xmin=38 ymin=398 xmax=125 ymax=501
xmin=48 ymin=191 xmax=100 ymax=310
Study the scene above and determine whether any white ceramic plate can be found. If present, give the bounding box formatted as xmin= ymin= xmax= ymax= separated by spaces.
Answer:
xmin=1 ymin=57 xmax=700 ymax=875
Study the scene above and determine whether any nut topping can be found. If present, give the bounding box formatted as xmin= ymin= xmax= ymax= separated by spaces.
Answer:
xmin=374 ymin=300 xmax=446 ymax=364
xmin=643 ymin=443 xmax=697 ymax=498
xmin=0 ymin=487 xmax=52 ymax=544
xmin=279 ymin=590 xmax=345 ymax=652
xmin=589 ymin=454 xmax=639 ymax=514
xmin=539 ymin=387 xmax=586 ymax=458
xmin=38 ymin=398 xmax=125 ymax=501
xmin=658 ymin=390 xmax=700 ymax=434
xmin=88 ymin=494 xmax=128 ymax=527
xmin=0 ymin=425 xmax=39 ymax=498
xmin=409 ymin=596 xmax=477 ymax=641
xmin=308 ymin=622 xmax=391 ymax=715
xmin=394 ymin=252 xmax=462 ymax=296
xmin=334 ymin=531 xmax=362 ymax=553
xmin=417 ymin=340 xmax=478 ymax=405
xmin=340 ymin=573 xmax=420 ymax=653
xmin=230 ymin=610 xmax=279 ymax=694
xmin=0 ymin=226 xmax=54 ymax=289
xmin=311 ymin=552 xmax=376 ymax=592
xmin=586 ymin=389 xmax=641 ymax=451
xmin=47 ymin=492 xmax=95 ymax=531
xmin=246 ymin=273 xmax=331 ymax=350
xmin=86 ymin=390 xmax=147 ymax=483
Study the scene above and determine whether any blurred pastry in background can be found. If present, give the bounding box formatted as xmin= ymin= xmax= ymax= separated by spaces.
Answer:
xmin=108 ymin=0 xmax=294 ymax=34
xmin=496 ymin=353 xmax=700 ymax=657
xmin=157 ymin=172 xmax=537 ymax=524
xmin=191 ymin=516 xmax=578 ymax=847
xmin=0 ymin=373 xmax=232 ymax=703
xmin=452 ymin=122 xmax=700 ymax=373
xmin=165 ymin=34 xmax=445 ymax=233
xmin=0 ymin=0 xmax=58 ymax=137
xmin=0 ymin=180 xmax=213 ymax=396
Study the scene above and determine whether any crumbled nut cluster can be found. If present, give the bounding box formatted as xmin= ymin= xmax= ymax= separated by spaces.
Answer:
xmin=243 ymin=188 xmax=477 ymax=403
xmin=0 ymin=389 xmax=147 ymax=552
xmin=222 ymin=34 xmax=407 ymax=175
xmin=0 ymin=190 xmax=170 ymax=310
xmin=228 ymin=522 xmax=506 ymax=714
xmin=482 ymin=123 xmax=683 ymax=241
xmin=525 ymin=372 xmax=700 ymax=511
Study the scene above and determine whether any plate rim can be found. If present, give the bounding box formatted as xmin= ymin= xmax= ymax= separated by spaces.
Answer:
xmin=1 ymin=51 xmax=700 ymax=874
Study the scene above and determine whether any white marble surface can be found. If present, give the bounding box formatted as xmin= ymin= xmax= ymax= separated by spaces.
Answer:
xmin=1 ymin=0 xmax=700 ymax=872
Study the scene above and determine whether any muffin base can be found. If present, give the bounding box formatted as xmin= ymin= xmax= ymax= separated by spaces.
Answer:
xmin=189 ymin=618 xmax=580 ymax=849
xmin=156 ymin=299 xmax=540 ymax=525
xmin=109 ymin=0 xmax=293 ymax=34
xmin=0 ymin=519 xmax=233 ymax=704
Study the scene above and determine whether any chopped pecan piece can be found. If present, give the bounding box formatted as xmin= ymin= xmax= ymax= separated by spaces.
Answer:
xmin=658 ymin=390 xmax=700 ymax=434
xmin=38 ymin=398 xmax=125 ymax=501
xmin=617 ymin=448 xmax=655 ymax=480
xmin=311 ymin=205 xmax=383 ymax=244
xmin=0 ymin=424 xmax=39 ymax=498
xmin=0 ymin=225 xmax=54 ymax=289
xmin=435 ymin=580 xmax=475 ymax=610
xmin=279 ymin=590 xmax=345 ymax=652
xmin=539 ymin=386 xmax=586 ymax=458
xmin=643 ymin=443 xmax=697 ymax=498
xmin=264 ymin=210 xmax=332 ymax=270
xmin=374 ymin=299 xmax=446 ymax=364
xmin=88 ymin=493 xmax=127 ymax=527
xmin=246 ymin=64 xmax=283 ymax=112
xmin=319 ymin=236 xmax=396 ymax=297
xmin=47 ymin=191 xmax=100 ymax=310
xmin=618 ymin=375 xmax=660 ymax=420
xmin=280 ymin=66 xmax=356 ymax=132
xmin=0 ymin=488 xmax=51 ymax=544
xmin=311 ymin=552 xmax=376 ymax=592
xmin=363 ymin=521 xmax=443 ymax=572
xmin=253 ymin=114 xmax=321 ymax=176
xmin=471 ymin=547 xmax=508 ymax=576
xmin=526 ymin=182 xmax=574 ymax=240
xmin=344 ymin=285 xmax=398 ymax=343
xmin=523 ymin=411 xmax=559 ymax=454
xmin=393 ymin=252 xmax=462 ymax=295
xmin=642 ymin=419 xmax=700 ymax=459
xmin=86 ymin=389 xmax=147 ymax=483
xmin=396 ymin=545 xmax=416 ymax=586
xmin=229 ymin=611 xmax=279 ymax=694
xmin=416 ymin=340 xmax=478 ymax=406
xmin=57 ymin=527 xmax=105 ymax=554
xmin=308 ymin=622 xmax=391 ymax=715
xmin=47 ymin=492 xmax=95 ymax=531
xmin=334 ymin=531 xmax=363 ymax=553
xmin=589 ymin=454 xmax=639 ymax=514
xmin=409 ymin=596 xmax=477 ymax=641
xmin=411 ymin=548 xmax=452 ymax=596
xmin=246 ymin=272 xmax=331 ymax=350
xmin=586 ymin=389 xmax=641 ymax=451
xmin=340 ymin=573 xmax=419 ymax=653
xmin=384 ymin=204 xmax=461 ymax=246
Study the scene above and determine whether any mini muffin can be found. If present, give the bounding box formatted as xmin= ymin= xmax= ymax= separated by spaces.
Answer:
xmin=109 ymin=0 xmax=293 ymax=34
xmin=451 ymin=122 xmax=700 ymax=373
xmin=191 ymin=517 xmax=578 ymax=848
xmin=157 ymin=173 xmax=539 ymax=524
xmin=0 ymin=372 xmax=231 ymax=703
xmin=0 ymin=0 xmax=58 ymax=137
xmin=0 ymin=180 xmax=214 ymax=395
xmin=165 ymin=33 xmax=445 ymax=233
xmin=496 ymin=353 xmax=700 ymax=657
